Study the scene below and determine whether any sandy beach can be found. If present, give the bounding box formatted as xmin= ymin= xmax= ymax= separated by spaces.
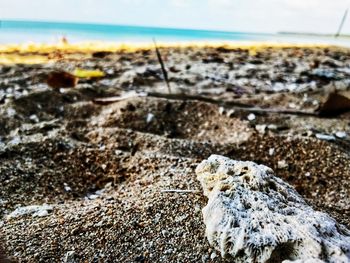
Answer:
xmin=0 ymin=43 xmax=349 ymax=262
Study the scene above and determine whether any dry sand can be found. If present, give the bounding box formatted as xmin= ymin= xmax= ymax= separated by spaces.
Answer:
xmin=0 ymin=44 xmax=349 ymax=262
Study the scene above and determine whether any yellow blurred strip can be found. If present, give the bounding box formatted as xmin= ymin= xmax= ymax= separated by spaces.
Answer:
xmin=0 ymin=54 xmax=49 ymax=64
xmin=73 ymin=68 xmax=105 ymax=78
xmin=0 ymin=40 xmax=332 ymax=53
xmin=0 ymin=40 xmax=334 ymax=65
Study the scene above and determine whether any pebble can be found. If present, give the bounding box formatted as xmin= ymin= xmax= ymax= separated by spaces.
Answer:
xmin=64 ymin=183 xmax=72 ymax=192
xmin=315 ymin=133 xmax=336 ymax=141
xmin=99 ymin=145 xmax=106 ymax=151
xmin=0 ymin=141 xmax=6 ymax=150
xmin=267 ymin=124 xmax=277 ymax=130
xmin=218 ymin=107 xmax=225 ymax=115
xmin=288 ymin=103 xmax=297 ymax=109
xmin=87 ymin=194 xmax=99 ymax=200
xmin=247 ymin=113 xmax=256 ymax=121
xmin=35 ymin=209 xmax=49 ymax=217
xmin=8 ymin=136 xmax=21 ymax=146
xmin=63 ymin=251 xmax=76 ymax=263
xmin=226 ymin=109 xmax=235 ymax=117
xmin=277 ymin=160 xmax=289 ymax=169
xmin=335 ymin=131 xmax=347 ymax=138
xmin=146 ymin=113 xmax=154 ymax=123
xmin=210 ymin=252 xmax=217 ymax=260
xmin=255 ymin=124 xmax=267 ymax=134
xmin=6 ymin=108 xmax=16 ymax=117
xmin=29 ymin=114 xmax=39 ymax=123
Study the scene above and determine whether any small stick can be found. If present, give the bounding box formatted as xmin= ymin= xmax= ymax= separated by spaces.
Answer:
xmin=335 ymin=8 xmax=348 ymax=38
xmin=92 ymin=91 xmax=147 ymax=105
xmin=160 ymin=189 xmax=200 ymax=193
xmin=92 ymin=92 xmax=317 ymax=116
xmin=147 ymin=92 xmax=317 ymax=116
xmin=92 ymin=96 xmax=127 ymax=105
xmin=153 ymin=38 xmax=171 ymax=93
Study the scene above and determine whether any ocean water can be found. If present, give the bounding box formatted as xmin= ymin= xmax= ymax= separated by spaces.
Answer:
xmin=0 ymin=20 xmax=265 ymax=44
xmin=1 ymin=20 xmax=350 ymax=46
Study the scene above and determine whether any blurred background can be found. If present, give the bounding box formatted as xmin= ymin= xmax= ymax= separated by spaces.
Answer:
xmin=1 ymin=0 xmax=350 ymax=45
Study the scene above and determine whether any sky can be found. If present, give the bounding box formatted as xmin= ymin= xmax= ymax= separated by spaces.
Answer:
xmin=1 ymin=0 xmax=350 ymax=34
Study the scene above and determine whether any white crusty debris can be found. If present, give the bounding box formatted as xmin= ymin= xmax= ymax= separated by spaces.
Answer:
xmin=196 ymin=155 xmax=350 ymax=263
xmin=7 ymin=204 xmax=53 ymax=219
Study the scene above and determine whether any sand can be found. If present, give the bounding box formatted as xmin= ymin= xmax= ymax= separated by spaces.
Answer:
xmin=0 ymin=44 xmax=349 ymax=262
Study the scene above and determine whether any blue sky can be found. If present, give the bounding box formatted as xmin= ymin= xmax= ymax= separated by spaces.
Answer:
xmin=1 ymin=0 xmax=350 ymax=34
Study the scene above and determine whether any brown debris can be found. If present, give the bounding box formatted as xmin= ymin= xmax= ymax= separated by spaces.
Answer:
xmin=318 ymin=91 xmax=350 ymax=116
xmin=46 ymin=71 xmax=78 ymax=88
xmin=92 ymin=51 xmax=113 ymax=58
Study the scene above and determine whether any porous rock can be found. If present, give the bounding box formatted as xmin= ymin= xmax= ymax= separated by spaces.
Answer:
xmin=196 ymin=155 xmax=350 ymax=263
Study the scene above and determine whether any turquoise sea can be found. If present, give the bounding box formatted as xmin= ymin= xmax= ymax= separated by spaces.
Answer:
xmin=1 ymin=20 xmax=350 ymax=46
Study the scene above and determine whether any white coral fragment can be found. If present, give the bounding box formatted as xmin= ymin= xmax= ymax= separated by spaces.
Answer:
xmin=7 ymin=204 xmax=53 ymax=219
xmin=196 ymin=155 xmax=350 ymax=263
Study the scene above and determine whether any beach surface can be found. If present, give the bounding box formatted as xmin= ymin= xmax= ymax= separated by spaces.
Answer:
xmin=0 ymin=43 xmax=349 ymax=262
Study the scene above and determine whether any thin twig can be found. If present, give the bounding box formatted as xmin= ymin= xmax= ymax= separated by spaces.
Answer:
xmin=153 ymin=38 xmax=171 ymax=93
xmin=335 ymin=8 xmax=348 ymax=38
xmin=160 ymin=189 xmax=200 ymax=193
xmin=147 ymin=92 xmax=317 ymax=116
xmin=231 ymin=106 xmax=317 ymax=116
xmin=92 ymin=91 xmax=318 ymax=116
xmin=92 ymin=91 xmax=147 ymax=105
xmin=92 ymin=96 xmax=127 ymax=105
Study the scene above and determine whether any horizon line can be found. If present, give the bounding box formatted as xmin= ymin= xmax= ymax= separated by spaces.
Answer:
xmin=0 ymin=18 xmax=275 ymax=36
